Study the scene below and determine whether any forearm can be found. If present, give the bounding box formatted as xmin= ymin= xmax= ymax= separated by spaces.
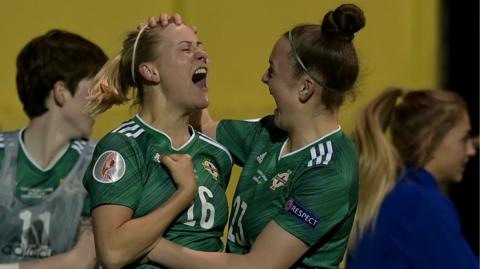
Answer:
xmin=19 ymin=253 xmax=72 ymax=269
xmin=148 ymin=221 xmax=308 ymax=269
xmin=148 ymin=239 xmax=250 ymax=269
xmin=10 ymin=220 xmax=96 ymax=269
xmin=19 ymin=254 xmax=70 ymax=269
xmin=0 ymin=259 xmax=70 ymax=269
xmin=95 ymin=188 xmax=194 ymax=268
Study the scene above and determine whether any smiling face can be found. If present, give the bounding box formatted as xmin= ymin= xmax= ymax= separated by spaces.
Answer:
xmin=261 ymin=37 xmax=304 ymax=130
xmin=425 ymin=111 xmax=477 ymax=183
xmin=149 ymin=24 xmax=209 ymax=112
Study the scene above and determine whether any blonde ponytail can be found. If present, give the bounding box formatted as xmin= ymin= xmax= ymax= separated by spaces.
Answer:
xmin=85 ymin=55 xmax=130 ymax=117
xmin=348 ymin=87 xmax=404 ymax=253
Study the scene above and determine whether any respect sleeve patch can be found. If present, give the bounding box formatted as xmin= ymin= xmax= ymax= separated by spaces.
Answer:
xmin=284 ymin=198 xmax=319 ymax=228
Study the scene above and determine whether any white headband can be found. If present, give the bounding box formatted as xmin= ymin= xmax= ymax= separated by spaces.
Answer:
xmin=131 ymin=25 xmax=148 ymax=85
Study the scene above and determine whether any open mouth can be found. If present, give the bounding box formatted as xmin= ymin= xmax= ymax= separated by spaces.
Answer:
xmin=192 ymin=67 xmax=207 ymax=88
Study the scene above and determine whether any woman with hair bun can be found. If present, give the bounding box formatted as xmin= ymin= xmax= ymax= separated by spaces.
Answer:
xmin=347 ymin=88 xmax=478 ymax=268
xmin=143 ymin=4 xmax=365 ymax=268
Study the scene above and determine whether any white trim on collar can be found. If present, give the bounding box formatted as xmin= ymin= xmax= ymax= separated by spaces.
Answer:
xmin=135 ymin=115 xmax=196 ymax=151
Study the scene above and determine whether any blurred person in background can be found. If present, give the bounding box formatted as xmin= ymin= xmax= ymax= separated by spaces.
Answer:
xmin=347 ymin=87 xmax=478 ymax=269
xmin=0 ymin=30 xmax=107 ymax=269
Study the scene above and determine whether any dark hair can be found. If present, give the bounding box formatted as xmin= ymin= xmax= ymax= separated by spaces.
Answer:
xmin=286 ymin=4 xmax=365 ymax=110
xmin=16 ymin=29 xmax=107 ymax=118
xmin=86 ymin=26 xmax=165 ymax=117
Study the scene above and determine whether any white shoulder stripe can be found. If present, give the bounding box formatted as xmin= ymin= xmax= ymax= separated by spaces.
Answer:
xmin=124 ymin=129 xmax=145 ymax=138
xmin=71 ymin=144 xmax=83 ymax=154
xmin=199 ymin=135 xmax=233 ymax=164
xmin=112 ymin=121 xmax=135 ymax=133
xmin=76 ymin=140 xmax=87 ymax=145
xmin=323 ymin=141 xmax=333 ymax=165
xmin=307 ymin=140 xmax=333 ymax=167
xmin=117 ymin=124 xmax=141 ymax=134
xmin=73 ymin=141 xmax=85 ymax=149
xmin=0 ymin=143 xmax=4 ymax=148
xmin=315 ymin=143 xmax=324 ymax=165
xmin=308 ymin=147 xmax=317 ymax=166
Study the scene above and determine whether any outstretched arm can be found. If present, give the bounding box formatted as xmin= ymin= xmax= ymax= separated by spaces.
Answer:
xmin=147 ymin=220 xmax=308 ymax=269
xmin=93 ymin=154 xmax=196 ymax=269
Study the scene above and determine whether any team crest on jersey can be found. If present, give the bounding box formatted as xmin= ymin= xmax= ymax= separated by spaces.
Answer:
xmin=93 ymin=151 xmax=126 ymax=183
xmin=270 ymin=170 xmax=292 ymax=190
xmin=202 ymin=159 xmax=219 ymax=180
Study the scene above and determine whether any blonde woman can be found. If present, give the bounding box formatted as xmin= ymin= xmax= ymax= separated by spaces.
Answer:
xmin=83 ymin=21 xmax=232 ymax=269
xmin=347 ymin=88 xmax=478 ymax=268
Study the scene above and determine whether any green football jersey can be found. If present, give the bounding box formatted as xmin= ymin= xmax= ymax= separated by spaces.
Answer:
xmin=218 ymin=116 xmax=358 ymax=269
xmin=0 ymin=130 xmax=90 ymax=211
xmin=83 ymin=115 xmax=232 ymax=269
xmin=0 ymin=130 xmax=93 ymax=262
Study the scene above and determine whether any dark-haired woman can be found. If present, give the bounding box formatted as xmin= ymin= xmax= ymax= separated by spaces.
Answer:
xmin=143 ymin=4 xmax=365 ymax=268
xmin=0 ymin=29 xmax=107 ymax=269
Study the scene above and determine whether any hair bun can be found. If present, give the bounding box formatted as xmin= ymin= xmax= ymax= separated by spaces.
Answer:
xmin=321 ymin=4 xmax=366 ymax=41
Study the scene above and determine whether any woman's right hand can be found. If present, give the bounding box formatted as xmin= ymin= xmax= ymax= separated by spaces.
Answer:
xmin=161 ymin=154 xmax=197 ymax=197
xmin=137 ymin=13 xmax=183 ymax=30
xmin=137 ymin=13 xmax=198 ymax=34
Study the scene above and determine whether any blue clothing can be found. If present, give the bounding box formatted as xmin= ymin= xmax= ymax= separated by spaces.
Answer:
xmin=348 ymin=167 xmax=478 ymax=269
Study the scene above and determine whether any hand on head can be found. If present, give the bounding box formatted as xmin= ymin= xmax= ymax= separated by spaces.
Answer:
xmin=137 ymin=13 xmax=197 ymax=33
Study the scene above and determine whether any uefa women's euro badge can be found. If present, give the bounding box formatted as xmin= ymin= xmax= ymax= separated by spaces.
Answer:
xmin=93 ymin=151 xmax=126 ymax=183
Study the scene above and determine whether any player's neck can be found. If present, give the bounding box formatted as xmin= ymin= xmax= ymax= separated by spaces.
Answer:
xmin=23 ymin=114 xmax=72 ymax=169
xmin=138 ymin=107 xmax=191 ymax=148
xmin=286 ymin=111 xmax=339 ymax=154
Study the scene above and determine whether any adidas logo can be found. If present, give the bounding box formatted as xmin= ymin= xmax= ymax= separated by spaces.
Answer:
xmin=257 ymin=152 xmax=267 ymax=163
xmin=153 ymin=153 xmax=161 ymax=164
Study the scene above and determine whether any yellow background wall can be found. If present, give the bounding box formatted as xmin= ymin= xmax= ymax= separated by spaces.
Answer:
xmin=0 ymin=0 xmax=440 ymax=133
xmin=0 ymin=0 xmax=439 ymax=236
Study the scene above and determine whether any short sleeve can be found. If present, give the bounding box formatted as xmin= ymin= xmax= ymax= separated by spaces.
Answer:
xmin=216 ymin=119 xmax=262 ymax=166
xmin=83 ymin=134 xmax=144 ymax=211
xmin=274 ymin=167 xmax=353 ymax=246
